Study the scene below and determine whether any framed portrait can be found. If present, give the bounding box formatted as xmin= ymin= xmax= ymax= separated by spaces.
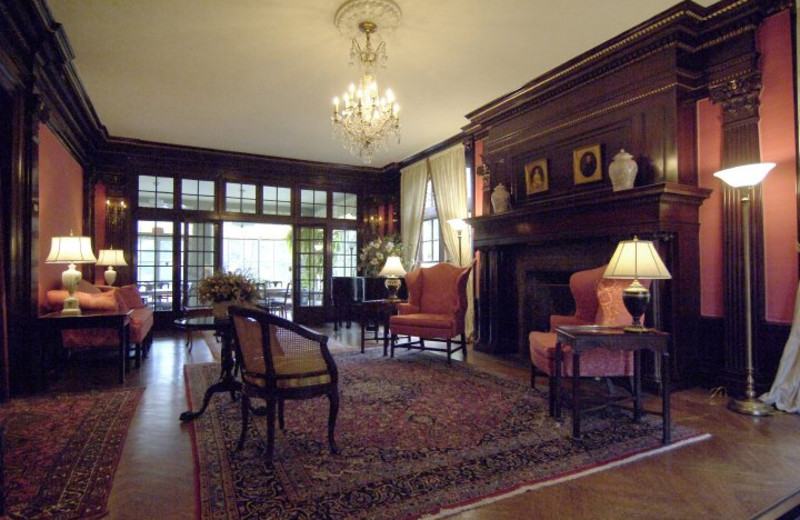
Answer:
xmin=573 ymin=144 xmax=602 ymax=185
xmin=524 ymin=159 xmax=549 ymax=195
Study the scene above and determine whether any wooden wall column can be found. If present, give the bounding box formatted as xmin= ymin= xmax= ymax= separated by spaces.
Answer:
xmin=709 ymin=73 xmax=767 ymax=394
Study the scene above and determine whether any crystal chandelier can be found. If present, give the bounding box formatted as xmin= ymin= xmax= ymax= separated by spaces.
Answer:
xmin=332 ymin=0 xmax=402 ymax=164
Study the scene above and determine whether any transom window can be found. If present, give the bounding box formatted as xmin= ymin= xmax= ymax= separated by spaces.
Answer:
xmin=138 ymin=175 xmax=174 ymax=209
xmin=263 ymin=185 xmax=292 ymax=216
xmin=300 ymin=189 xmax=327 ymax=218
xmin=225 ymin=182 xmax=257 ymax=214
xmin=332 ymin=192 xmax=357 ymax=220
xmin=181 ymin=178 xmax=215 ymax=211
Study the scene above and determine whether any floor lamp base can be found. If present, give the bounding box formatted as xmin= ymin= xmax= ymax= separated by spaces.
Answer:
xmin=728 ymin=397 xmax=774 ymax=416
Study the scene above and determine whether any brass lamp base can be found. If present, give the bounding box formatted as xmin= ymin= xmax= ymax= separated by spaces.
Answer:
xmin=728 ymin=397 xmax=774 ymax=416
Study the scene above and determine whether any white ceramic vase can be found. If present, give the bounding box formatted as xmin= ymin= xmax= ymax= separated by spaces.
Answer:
xmin=608 ymin=149 xmax=638 ymax=191
xmin=491 ymin=183 xmax=511 ymax=213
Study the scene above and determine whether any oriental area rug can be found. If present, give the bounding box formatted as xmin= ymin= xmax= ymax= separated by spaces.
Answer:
xmin=0 ymin=386 xmax=144 ymax=520
xmin=185 ymin=353 xmax=707 ymax=520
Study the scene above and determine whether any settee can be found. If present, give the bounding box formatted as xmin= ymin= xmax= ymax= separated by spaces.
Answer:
xmin=45 ymin=280 xmax=154 ymax=366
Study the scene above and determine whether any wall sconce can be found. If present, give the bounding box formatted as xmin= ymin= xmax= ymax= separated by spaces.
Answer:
xmin=106 ymin=198 xmax=127 ymax=227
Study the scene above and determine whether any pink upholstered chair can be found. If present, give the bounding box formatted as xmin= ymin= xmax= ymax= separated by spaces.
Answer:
xmin=389 ymin=262 xmax=472 ymax=364
xmin=529 ymin=265 xmax=648 ymax=414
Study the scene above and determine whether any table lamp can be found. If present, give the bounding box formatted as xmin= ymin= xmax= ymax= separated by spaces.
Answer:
xmin=46 ymin=231 xmax=98 ymax=315
xmin=96 ymin=248 xmax=128 ymax=285
xmin=379 ymin=256 xmax=406 ymax=301
xmin=603 ymin=236 xmax=671 ymax=332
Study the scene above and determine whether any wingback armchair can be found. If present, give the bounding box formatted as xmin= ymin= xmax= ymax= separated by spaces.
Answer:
xmin=528 ymin=265 xmax=648 ymax=413
xmin=389 ymin=262 xmax=472 ymax=364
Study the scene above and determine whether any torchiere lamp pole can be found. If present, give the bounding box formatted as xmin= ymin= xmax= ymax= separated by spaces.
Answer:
xmin=447 ymin=218 xmax=469 ymax=266
xmin=714 ymin=162 xmax=776 ymax=416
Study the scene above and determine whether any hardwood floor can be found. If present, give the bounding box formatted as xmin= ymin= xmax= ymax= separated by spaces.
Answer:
xmin=54 ymin=324 xmax=800 ymax=520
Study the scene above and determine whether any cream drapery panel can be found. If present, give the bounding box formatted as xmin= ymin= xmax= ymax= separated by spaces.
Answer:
xmin=429 ymin=143 xmax=474 ymax=338
xmin=399 ymin=159 xmax=428 ymax=268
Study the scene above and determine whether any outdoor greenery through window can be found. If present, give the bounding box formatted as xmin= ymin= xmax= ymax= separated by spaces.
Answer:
xmin=181 ymin=178 xmax=215 ymax=211
xmin=222 ymin=222 xmax=292 ymax=286
xmin=332 ymin=192 xmax=357 ymax=220
xmin=300 ymin=189 xmax=327 ymax=218
xmin=136 ymin=220 xmax=174 ymax=311
xmin=332 ymin=229 xmax=357 ymax=277
xmin=181 ymin=221 xmax=216 ymax=309
xmin=225 ymin=182 xmax=257 ymax=214
xmin=138 ymin=175 xmax=174 ymax=209
xmin=297 ymin=226 xmax=324 ymax=306
xmin=263 ymin=185 xmax=291 ymax=216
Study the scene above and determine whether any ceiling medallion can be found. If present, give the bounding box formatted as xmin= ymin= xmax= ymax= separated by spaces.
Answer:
xmin=331 ymin=0 xmax=402 ymax=164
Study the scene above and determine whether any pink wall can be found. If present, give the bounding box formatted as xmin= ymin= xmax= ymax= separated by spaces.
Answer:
xmin=697 ymin=99 xmax=724 ymax=317
xmin=697 ymin=11 xmax=798 ymax=324
xmin=758 ymin=10 xmax=798 ymax=324
xmin=38 ymin=124 xmax=85 ymax=309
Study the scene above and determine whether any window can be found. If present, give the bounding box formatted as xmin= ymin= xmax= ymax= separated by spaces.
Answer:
xmin=222 ymin=222 xmax=292 ymax=284
xmin=181 ymin=179 xmax=215 ymax=211
xmin=332 ymin=192 xmax=357 ymax=220
xmin=138 ymin=175 xmax=174 ymax=209
xmin=225 ymin=182 xmax=257 ymax=214
xmin=297 ymin=227 xmax=325 ymax=306
xmin=263 ymin=185 xmax=291 ymax=216
xmin=300 ymin=189 xmax=327 ymax=218
xmin=181 ymin=221 xmax=216 ymax=309
xmin=331 ymin=229 xmax=357 ymax=277
xmin=136 ymin=220 xmax=174 ymax=311
xmin=418 ymin=180 xmax=444 ymax=267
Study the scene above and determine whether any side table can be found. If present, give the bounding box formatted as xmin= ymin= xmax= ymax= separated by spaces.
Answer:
xmin=37 ymin=310 xmax=133 ymax=386
xmin=553 ymin=325 xmax=671 ymax=444
xmin=359 ymin=299 xmax=403 ymax=355
xmin=174 ymin=315 xmax=217 ymax=351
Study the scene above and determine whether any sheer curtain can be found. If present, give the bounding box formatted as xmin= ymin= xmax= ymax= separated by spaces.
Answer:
xmin=399 ymin=159 xmax=428 ymax=268
xmin=761 ymin=281 xmax=800 ymax=412
xmin=429 ymin=143 xmax=474 ymax=338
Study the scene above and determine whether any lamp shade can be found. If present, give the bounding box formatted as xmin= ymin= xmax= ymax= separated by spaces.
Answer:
xmin=46 ymin=235 xmax=97 ymax=264
xmin=97 ymin=249 xmax=128 ymax=267
xmin=447 ymin=218 xmax=469 ymax=232
xmin=603 ymin=237 xmax=671 ymax=280
xmin=713 ymin=162 xmax=775 ymax=188
xmin=379 ymin=256 xmax=406 ymax=278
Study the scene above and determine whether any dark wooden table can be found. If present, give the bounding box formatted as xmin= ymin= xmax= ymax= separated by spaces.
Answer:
xmin=179 ymin=315 xmax=240 ymax=422
xmin=553 ymin=325 xmax=671 ymax=444
xmin=360 ymin=299 xmax=403 ymax=355
xmin=174 ymin=315 xmax=217 ymax=351
xmin=37 ymin=310 xmax=133 ymax=386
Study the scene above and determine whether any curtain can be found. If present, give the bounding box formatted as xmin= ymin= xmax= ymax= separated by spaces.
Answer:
xmin=760 ymin=281 xmax=800 ymax=412
xmin=399 ymin=159 xmax=428 ymax=268
xmin=429 ymin=143 xmax=474 ymax=338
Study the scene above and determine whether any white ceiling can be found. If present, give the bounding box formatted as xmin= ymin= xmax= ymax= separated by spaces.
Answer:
xmin=46 ymin=0 xmax=719 ymax=168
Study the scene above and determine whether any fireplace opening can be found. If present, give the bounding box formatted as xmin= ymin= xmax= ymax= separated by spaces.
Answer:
xmin=523 ymin=271 xmax=574 ymax=334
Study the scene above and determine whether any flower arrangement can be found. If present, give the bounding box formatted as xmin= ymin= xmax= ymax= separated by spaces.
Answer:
xmin=358 ymin=234 xmax=404 ymax=277
xmin=197 ymin=269 xmax=258 ymax=304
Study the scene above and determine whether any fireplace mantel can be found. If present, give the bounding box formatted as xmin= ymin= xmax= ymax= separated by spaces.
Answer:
xmin=467 ymin=183 xmax=710 ymax=248
xmin=467 ymin=182 xmax=710 ymax=387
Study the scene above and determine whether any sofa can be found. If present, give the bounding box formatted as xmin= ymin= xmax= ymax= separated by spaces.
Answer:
xmin=45 ymin=280 xmax=155 ymax=367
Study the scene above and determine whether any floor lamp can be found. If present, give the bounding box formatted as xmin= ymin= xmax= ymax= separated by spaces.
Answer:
xmin=447 ymin=218 xmax=469 ymax=265
xmin=714 ymin=162 xmax=776 ymax=416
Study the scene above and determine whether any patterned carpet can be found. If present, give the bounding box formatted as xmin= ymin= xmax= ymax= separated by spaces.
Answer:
xmin=0 ymin=386 xmax=144 ymax=520
xmin=185 ymin=352 xmax=707 ymax=520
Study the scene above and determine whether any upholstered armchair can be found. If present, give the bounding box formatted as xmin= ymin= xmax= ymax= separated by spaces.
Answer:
xmin=389 ymin=262 xmax=472 ymax=364
xmin=228 ymin=305 xmax=339 ymax=461
xmin=528 ymin=265 xmax=648 ymax=413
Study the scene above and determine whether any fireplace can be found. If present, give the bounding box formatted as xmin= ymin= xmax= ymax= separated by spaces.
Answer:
xmin=467 ymin=183 xmax=709 ymax=386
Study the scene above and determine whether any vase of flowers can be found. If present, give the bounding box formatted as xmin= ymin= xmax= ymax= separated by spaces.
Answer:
xmin=358 ymin=234 xmax=403 ymax=278
xmin=197 ymin=269 xmax=258 ymax=318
